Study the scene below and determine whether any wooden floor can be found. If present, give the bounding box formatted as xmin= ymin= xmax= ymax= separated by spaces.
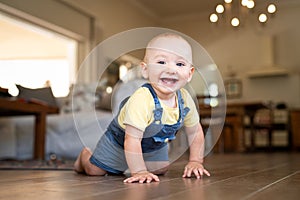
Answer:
xmin=0 ymin=152 xmax=299 ymax=200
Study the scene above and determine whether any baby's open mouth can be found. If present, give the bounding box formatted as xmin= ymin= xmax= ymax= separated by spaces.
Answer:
xmin=161 ymin=78 xmax=178 ymax=84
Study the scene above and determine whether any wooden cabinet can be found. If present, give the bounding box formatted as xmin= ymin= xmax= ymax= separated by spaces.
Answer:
xmin=198 ymin=98 xmax=295 ymax=153
xmin=290 ymin=109 xmax=300 ymax=149
xmin=198 ymin=99 xmax=270 ymax=153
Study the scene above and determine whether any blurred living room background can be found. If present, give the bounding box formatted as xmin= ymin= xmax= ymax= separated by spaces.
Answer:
xmin=0 ymin=0 xmax=299 ymax=160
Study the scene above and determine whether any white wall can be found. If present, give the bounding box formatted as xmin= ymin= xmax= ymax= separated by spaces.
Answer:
xmin=60 ymin=0 xmax=159 ymax=83
xmin=0 ymin=0 xmax=92 ymax=40
xmin=62 ymin=0 xmax=158 ymax=42
xmin=161 ymin=3 xmax=300 ymax=108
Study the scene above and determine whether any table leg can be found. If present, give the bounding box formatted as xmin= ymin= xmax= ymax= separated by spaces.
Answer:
xmin=34 ymin=112 xmax=46 ymax=160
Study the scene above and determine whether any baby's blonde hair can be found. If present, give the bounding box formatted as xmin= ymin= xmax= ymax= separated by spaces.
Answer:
xmin=144 ymin=33 xmax=193 ymax=64
xmin=146 ymin=33 xmax=186 ymax=47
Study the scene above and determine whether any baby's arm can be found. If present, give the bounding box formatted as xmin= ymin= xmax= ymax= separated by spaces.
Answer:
xmin=123 ymin=125 xmax=160 ymax=183
xmin=182 ymin=123 xmax=210 ymax=178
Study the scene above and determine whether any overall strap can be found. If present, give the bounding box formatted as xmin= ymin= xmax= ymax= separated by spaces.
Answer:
xmin=177 ymin=89 xmax=190 ymax=120
xmin=142 ymin=83 xmax=162 ymax=122
xmin=142 ymin=83 xmax=160 ymax=108
xmin=177 ymin=90 xmax=183 ymax=119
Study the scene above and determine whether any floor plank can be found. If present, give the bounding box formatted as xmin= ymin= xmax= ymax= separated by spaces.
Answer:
xmin=0 ymin=153 xmax=299 ymax=200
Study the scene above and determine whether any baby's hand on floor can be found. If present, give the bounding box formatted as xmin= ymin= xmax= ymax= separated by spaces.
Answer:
xmin=182 ymin=161 xmax=210 ymax=179
xmin=123 ymin=171 xmax=160 ymax=183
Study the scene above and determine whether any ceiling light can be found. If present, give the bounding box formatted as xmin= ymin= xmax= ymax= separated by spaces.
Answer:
xmin=246 ymin=0 xmax=255 ymax=9
xmin=216 ymin=4 xmax=225 ymax=13
xmin=210 ymin=13 xmax=219 ymax=23
xmin=267 ymin=4 xmax=276 ymax=14
xmin=224 ymin=0 xmax=232 ymax=4
xmin=231 ymin=17 xmax=240 ymax=27
xmin=241 ymin=0 xmax=248 ymax=7
xmin=209 ymin=0 xmax=277 ymax=28
xmin=258 ymin=13 xmax=268 ymax=23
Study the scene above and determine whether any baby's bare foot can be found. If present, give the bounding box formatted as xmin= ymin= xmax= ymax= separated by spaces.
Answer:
xmin=74 ymin=156 xmax=83 ymax=173
xmin=74 ymin=147 xmax=92 ymax=173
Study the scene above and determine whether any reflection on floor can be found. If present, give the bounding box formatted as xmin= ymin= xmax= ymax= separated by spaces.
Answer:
xmin=0 ymin=152 xmax=299 ymax=200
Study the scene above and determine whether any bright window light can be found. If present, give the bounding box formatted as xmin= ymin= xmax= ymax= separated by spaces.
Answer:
xmin=0 ymin=60 xmax=71 ymax=97
xmin=0 ymin=13 xmax=77 ymax=97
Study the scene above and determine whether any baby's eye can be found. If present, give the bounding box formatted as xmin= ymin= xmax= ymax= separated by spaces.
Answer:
xmin=176 ymin=62 xmax=186 ymax=67
xmin=157 ymin=60 xmax=166 ymax=65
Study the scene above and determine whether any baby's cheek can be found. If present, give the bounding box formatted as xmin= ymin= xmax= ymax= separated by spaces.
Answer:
xmin=181 ymin=73 xmax=191 ymax=81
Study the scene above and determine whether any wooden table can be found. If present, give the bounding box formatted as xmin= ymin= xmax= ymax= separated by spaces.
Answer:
xmin=0 ymin=98 xmax=59 ymax=160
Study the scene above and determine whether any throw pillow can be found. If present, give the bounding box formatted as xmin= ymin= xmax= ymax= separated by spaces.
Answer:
xmin=16 ymin=84 xmax=58 ymax=107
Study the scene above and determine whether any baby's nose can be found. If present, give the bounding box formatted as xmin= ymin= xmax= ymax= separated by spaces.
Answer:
xmin=166 ymin=63 xmax=178 ymax=73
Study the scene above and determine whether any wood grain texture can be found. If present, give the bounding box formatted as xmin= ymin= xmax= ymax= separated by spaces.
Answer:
xmin=0 ymin=153 xmax=299 ymax=200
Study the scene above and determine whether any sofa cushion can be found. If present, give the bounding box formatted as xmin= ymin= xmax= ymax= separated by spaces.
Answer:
xmin=16 ymin=84 xmax=57 ymax=107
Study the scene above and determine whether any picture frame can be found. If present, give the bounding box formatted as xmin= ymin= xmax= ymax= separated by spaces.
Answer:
xmin=225 ymin=79 xmax=242 ymax=99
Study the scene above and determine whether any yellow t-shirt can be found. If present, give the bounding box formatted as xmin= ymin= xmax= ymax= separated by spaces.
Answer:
xmin=117 ymin=86 xmax=199 ymax=132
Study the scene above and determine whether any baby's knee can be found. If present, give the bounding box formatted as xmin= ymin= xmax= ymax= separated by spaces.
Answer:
xmin=84 ymin=164 xmax=107 ymax=176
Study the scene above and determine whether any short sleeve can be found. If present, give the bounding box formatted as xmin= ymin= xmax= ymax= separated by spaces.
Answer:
xmin=119 ymin=87 xmax=154 ymax=132
xmin=181 ymin=88 xmax=200 ymax=127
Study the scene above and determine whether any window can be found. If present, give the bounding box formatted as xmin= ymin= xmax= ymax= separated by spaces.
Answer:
xmin=0 ymin=13 xmax=77 ymax=97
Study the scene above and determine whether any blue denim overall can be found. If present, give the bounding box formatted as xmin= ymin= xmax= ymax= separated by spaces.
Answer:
xmin=90 ymin=83 xmax=190 ymax=174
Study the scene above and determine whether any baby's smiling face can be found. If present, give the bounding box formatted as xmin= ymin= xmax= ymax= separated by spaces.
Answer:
xmin=141 ymin=34 xmax=194 ymax=98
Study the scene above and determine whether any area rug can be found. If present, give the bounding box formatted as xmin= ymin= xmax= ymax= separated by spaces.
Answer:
xmin=0 ymin=159 xmax=74 ymax=170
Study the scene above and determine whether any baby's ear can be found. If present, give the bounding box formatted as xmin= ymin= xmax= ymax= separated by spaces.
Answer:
xmin=187 ymin=66 xmax=195 ymax=82
xmin=140 ymin=62 xmax=149 ymax=79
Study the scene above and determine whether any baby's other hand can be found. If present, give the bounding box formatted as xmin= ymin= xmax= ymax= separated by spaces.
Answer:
xmin=123 ymin=171 xmax=160 ymax=184
xmin=182 ymin=161 xmax=210 ymax=179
